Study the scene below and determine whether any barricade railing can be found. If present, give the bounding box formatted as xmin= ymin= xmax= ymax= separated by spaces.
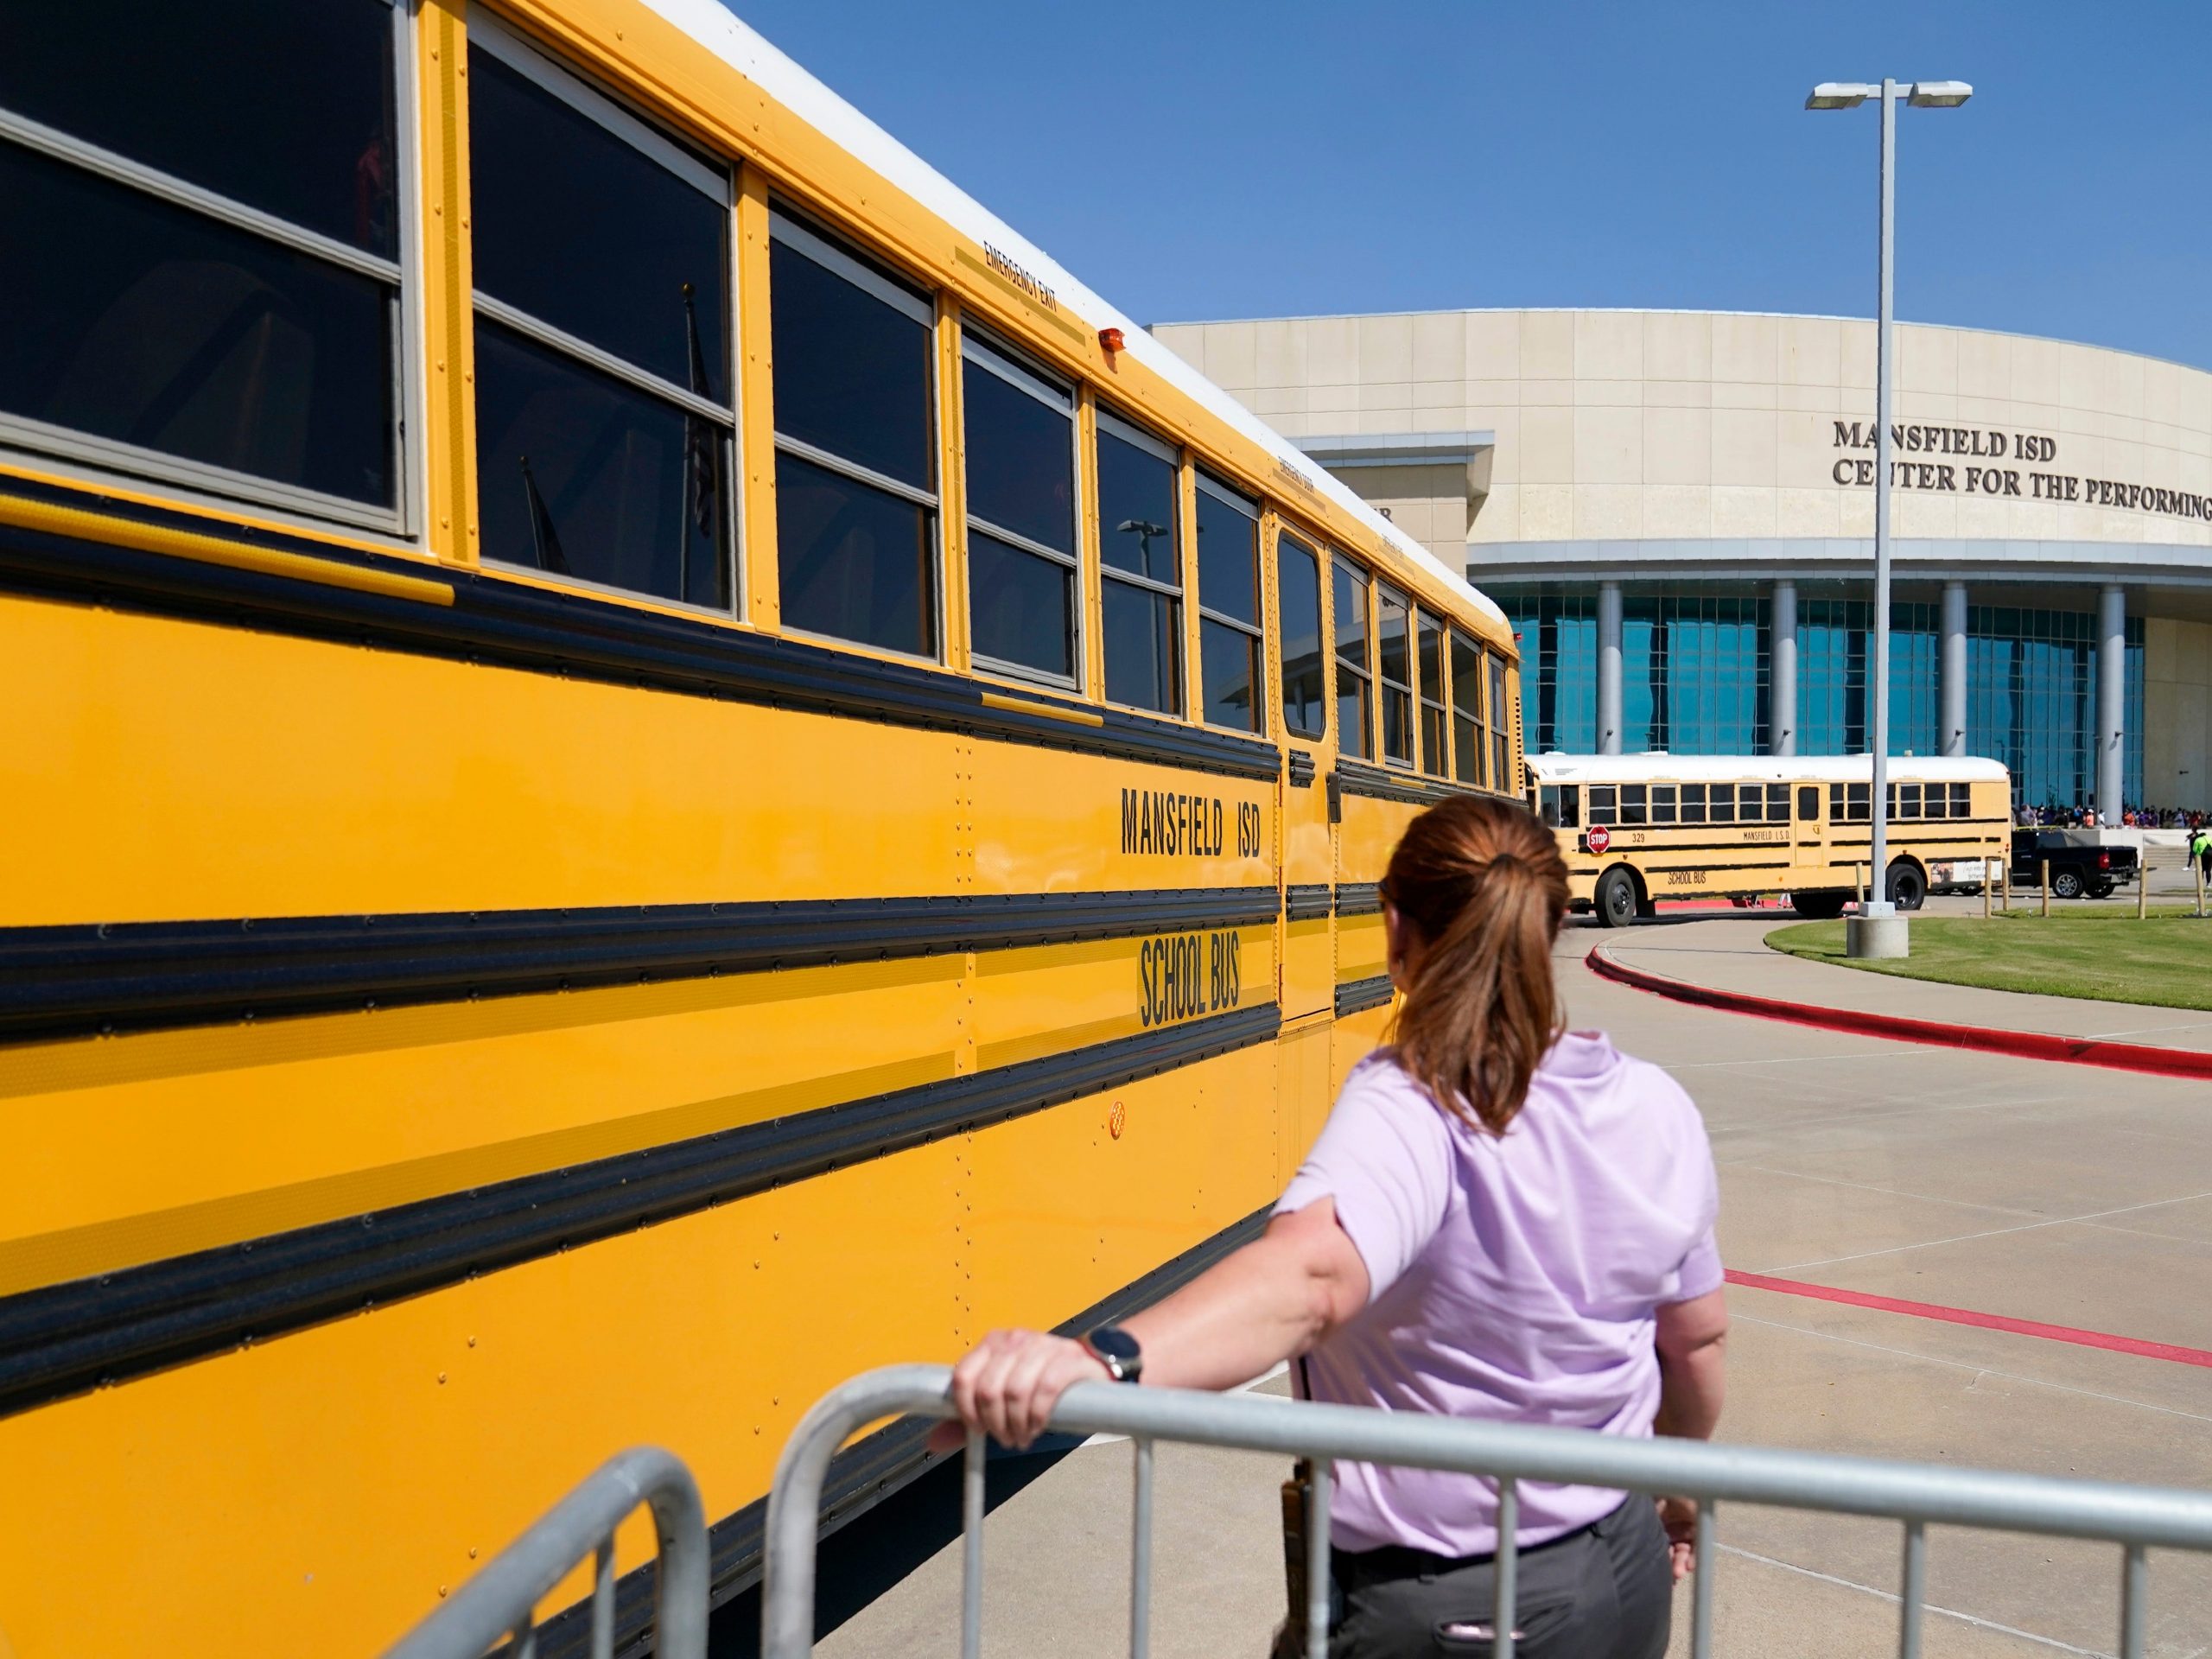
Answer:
xmin=383 ymin=1446 xmax=709 ymax=1659
xmin=761 ymin=1363 xmax=2212 ymax=1659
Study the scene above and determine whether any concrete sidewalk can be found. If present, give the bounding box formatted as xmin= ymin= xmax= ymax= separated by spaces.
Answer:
xmin=1589 ymin=908 xmax=2212 ymax=1056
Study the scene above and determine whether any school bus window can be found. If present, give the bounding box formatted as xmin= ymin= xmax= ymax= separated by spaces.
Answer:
xmin=1589 ymin=785 xmax=1617 ymax=821
xmin=1620 ymin=785 xmax=1648 ymax=826
xmin=1538 ymin=785 xmax=1580 ymax=829
xmin=471 ymin=29 xmax=734 ymax=607
xmin=1765 ymin=784 xmax=1789 ymax=823
xmin=1681 ymin=783 xmax=1707 ymax=824
xmin=1332 ymin=556 xmax=1373 ymax=760
xmin=1488 ymin=654 xmax=1510 ymax=787
xmin=1376 ymin=583 xmax=1413 ymax=764
xmin=0 ymin=1 xmax=406 ymax=522
xmin=1417 ymin=610 xmax=1448 ymax=776
xmin=1096 ymin=409 xmax=1182 ymax=715
xmin=1652 ymin=785 xmax=1678 ymax=825
xmin=1194 ymin=472 xmax=1262 ymax=732
xmin=1710 ymin=785 xmax=1735 ymax=825
xmin=768 ymin=210 xmax=938 ymax=657
xmin=962 ymin=332 xmax=1077 ymax=683
xmin=1449 ymin=630 xmax=1484 ymax=784
xmin=1277 ymin=532 xmax=1325 ymax=738
xmin=1798 ymin=785 xmax=1820 ymax=820
xmin=1950 ymin=782 xmax=1971 ymax=817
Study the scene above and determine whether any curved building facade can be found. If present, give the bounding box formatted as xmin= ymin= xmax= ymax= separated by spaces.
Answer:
xmin=1152 ymin=310 xmax=2212 ymax=811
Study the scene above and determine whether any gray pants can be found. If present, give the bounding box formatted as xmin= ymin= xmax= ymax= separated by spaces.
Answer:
xmin=1275 ymin=1496 xmax=1672 ymax=1658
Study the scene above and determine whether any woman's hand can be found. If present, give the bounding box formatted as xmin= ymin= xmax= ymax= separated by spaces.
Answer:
xmin=1656 ymin=1496 xmax=1698 ymax=1582
xmin=930 ymin=1330 xmax=1109 ymax=1453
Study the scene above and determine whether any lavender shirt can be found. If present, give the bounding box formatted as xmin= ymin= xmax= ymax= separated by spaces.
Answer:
xmin=1276 ymin=1033 xmax=1721 ymax=1557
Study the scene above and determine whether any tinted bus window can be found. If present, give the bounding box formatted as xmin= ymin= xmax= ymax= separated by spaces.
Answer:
xmin=963 ymin=334 xmax=1075 ymax=683
xmin=1279 ymin=533 xmax=1325 ymax=738
xmin=1194 ymin=473 xmax=1261 ymax=732
xmin=1333 ymin=556 xmax=1372 ymax=760
xmin=1096 ymin=410 xmax=1181 ymax=715
xmin=0 ymin=2 xmax=404 ymax=518
xmin=1488 ymin=655 xmax=1510 ymax=788
xmin=1449 ymin=631 xmax=1484 ymax=785
xmin=1417 ymin=610 xmax=1446 ymax=776
xmin=770 ymin=212 xmax=938 ymax=654
xmin=1376 ymin=584 xmax=1411 ymax=764
xmin=474 ymin=33 xmax=734 ymax=607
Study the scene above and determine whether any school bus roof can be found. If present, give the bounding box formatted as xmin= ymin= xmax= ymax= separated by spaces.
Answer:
xmin=1523 ymin=753 xmax=2012 ymax=785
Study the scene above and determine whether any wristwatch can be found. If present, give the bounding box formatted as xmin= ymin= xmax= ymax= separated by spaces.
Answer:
xmin=1081 ymin=1324 xmax=1143 ymax=1383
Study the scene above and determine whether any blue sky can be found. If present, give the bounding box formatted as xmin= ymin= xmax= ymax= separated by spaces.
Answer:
xmin=726 ymin=1 xmax=2212 ymax=370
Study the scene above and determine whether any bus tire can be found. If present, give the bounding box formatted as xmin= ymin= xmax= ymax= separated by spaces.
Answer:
xmin=1885 ymin=860 xmax=1928 ymax=912
xmin=1792 ymin=890 xmax=1848 ymax=919
xmin=1595 ymin=866 xmax=1639 ymax=928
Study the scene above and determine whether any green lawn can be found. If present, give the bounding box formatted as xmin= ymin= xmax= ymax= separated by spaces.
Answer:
xmin=1766 ymin=909 xmax=2212 ymax=1011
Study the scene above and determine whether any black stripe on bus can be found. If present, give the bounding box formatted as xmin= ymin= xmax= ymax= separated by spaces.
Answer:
xmin=1640 ymin=861 xmax=1792 ymax=874
xmin=1827 ymin=835 xmax=2000 ymax=849
xmin=0 ymin=1000 xmax=1280 ymax=1421
xmin=531 ymin=1205 xmax=1276 ymax=1657
xmin=1577 ymin=836 xmax=1796 ymax=854
xmin=0 ymin=481 xmax=1280 ymax=784
xmin=1335 ymin=975 xmax=1394 ymax=1016
xmin=0 ymin=887 xmax=1281 ymax=1046
xmin=1335 ymin=882 xmax=1382 ymax=918
xmin=1334 ymin=760 xmax=1484 ymax=808
xmin=1285 ymin=885 xmax=1332 ymax=922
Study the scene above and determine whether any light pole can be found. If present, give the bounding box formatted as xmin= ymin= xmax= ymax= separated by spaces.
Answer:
xmin=1806 ymin=78 xmax=1972 ymax=959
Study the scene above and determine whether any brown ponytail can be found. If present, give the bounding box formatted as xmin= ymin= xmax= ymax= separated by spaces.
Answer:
xmin=1382 ymin=794 xmax=1571 ymax=1135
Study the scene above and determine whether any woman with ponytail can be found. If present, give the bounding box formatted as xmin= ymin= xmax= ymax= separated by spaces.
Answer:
xmin=944 ymin=795 xmax=1726 ymax=1657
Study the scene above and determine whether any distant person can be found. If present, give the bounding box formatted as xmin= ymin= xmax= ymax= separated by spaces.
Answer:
xmin=2194 ymin=822 xmax=2212 ymax=885
xmin=939 ymin=796 xmax=1727 ymax=1659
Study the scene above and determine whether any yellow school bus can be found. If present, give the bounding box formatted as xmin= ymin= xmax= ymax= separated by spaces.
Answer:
xmin=1525 ymin=753 xmax=2012 ymax=924
xmin=0 ymin=3 xmax=1522 ymax=1651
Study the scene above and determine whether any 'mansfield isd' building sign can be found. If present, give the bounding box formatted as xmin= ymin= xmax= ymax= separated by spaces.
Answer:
xmin=1830 ymin=423 xmax=2212 ymax=523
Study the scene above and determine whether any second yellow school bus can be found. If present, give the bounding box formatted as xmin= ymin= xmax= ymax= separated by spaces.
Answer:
xmin=1526 ymin=753 xmax=2012 ymax=923
xmin=0 ymin=2 xmax=1522 ymax=1652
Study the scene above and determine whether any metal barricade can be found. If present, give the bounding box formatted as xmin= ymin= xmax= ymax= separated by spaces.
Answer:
xmin=762 ymin=1363 xmax=2212 ymax=1659
xmin=384 ymin=1446 xmax=709 ymax=1659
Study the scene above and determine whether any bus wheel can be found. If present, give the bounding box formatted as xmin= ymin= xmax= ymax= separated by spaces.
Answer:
xmin=1792 ymin=891 xmax=1848 ymax=919
xmin=1885 ymin=861 xmax=1927 ymax=912
xmin=1595 ymin=866 xmax=1639 ymax=928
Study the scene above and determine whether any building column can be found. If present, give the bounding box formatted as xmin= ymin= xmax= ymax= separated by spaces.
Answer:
xmin=1769 ymin=580 xmax=1797 ymax=757
xmin=2098 ymin=583 xmax=2126 ymax=821
xmin=1940 ymin=581 xmax=1968 ymax=758
xmin=1596 ymin=581 xmax=1623 ymax=755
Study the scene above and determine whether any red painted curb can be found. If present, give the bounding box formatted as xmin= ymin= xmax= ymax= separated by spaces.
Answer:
xmin=1726 ymin=1269 xmax=2212 ymax=1369
xmin=1586 ymin=943 xmax=2212 ymax=1081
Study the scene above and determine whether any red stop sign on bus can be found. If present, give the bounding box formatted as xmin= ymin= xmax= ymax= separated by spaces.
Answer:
xmin=1586 ymin=824 xmax=1612 ymax=855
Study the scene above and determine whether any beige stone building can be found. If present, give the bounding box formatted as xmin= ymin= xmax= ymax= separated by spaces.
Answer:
xmin=1154 ymin=309 xmax=2212 ymax=813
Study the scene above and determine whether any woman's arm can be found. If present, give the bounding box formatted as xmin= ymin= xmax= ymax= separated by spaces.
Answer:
xmin=940 ymin=1199 xmax=1370 ymax=1451
xmin=1652 ymin=1287 xmax=1728 ymax=1440
xmin=1650 ymin=1287 xmax=1729 ymax=1582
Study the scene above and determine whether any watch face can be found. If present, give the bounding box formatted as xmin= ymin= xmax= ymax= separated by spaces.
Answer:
xmin=1087 ymin=1325 xmax=1140 ymax=1364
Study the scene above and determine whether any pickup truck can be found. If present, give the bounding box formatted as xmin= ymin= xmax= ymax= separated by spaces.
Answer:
xmin=2009 ymin=828 xmax=2139 ymax=899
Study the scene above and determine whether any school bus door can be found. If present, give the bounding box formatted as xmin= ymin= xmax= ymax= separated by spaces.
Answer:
xmin=1791 ymin=782 xmax=1828 ymax=881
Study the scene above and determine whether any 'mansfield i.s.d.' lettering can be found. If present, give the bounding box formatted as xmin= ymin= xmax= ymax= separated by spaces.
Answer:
xmin=1120 ymin=787 xmax=1265 ymax=859
xmin=1138 ymin=930 xmax=1242 ymax=1027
